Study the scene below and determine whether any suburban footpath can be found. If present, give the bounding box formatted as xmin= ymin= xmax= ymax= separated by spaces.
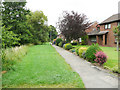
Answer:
xmin=52 ymin=45 xmax=119 ymax=88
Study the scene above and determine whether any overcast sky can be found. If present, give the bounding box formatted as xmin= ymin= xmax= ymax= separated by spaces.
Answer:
xmin=26 ymin=0 xmax=120 ymax=27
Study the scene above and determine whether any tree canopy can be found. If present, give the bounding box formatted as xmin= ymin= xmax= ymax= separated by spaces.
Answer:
xmin=57 ymin=11 xmax=91 ymax=41
xmin=27 ymin=11 xmax=49 ymax=44
xmin=2 ymin=1 xmax=32 ymax=46
xmin=48 ymin=25 xmax=58 ymax=41
xmin=2 ymin=1 xmax=50 ymax=48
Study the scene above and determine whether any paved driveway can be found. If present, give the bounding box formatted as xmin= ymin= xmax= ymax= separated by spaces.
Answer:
xmin=53 ymin=45 xmax=119 ymax=89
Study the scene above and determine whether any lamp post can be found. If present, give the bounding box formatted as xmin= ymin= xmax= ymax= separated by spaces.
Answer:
xmin=114 ymin=34 xmax=120 ymax=51
xmin=113 ymin=25 xmax=120 ymax=51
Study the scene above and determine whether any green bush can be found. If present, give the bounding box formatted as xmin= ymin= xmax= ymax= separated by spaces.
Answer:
xmin=64 ymin=43 xmax=72 ymax=50
xmin=78 ymin=47 xmax=87 ymax=57
xmin=2 ymin=26 xmax=20 ymax=48
xmin=55 ymin=38 xmax=62 ymax=46
xmin=75 ymin=47 xmax=79 ymax=56
xmin=58 ymin=41 xmax=66 ymax=47
xmin=112 ymin=66 xmax=120 ymax=74
xmin=63 ymin=44 xmax=65 ymax=49
xmin=81 ymin=35 xmax=88 ymax=45
xmin=71 ymin=41 xmax=78 ymax=45
xmin=85 ymin=44 xmax=102 ymax=63
xmin=2 ymin=45 xmax=28 ymax=71
xmin=82 ymin=52 xmax=86 ymax=59
xmin=81 ymin=40 xmax=86 ymax=45
xmin=58 ymin=42 xmax=62 ymax=47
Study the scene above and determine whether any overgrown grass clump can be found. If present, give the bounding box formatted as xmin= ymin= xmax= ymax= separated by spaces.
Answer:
xmin=2 ymin=45 xmax=28 ymax=71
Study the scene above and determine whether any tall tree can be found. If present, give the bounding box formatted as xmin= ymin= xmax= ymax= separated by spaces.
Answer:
xmin=27 ymin=11 xmax=49 ymax=44
xmin=2 ymin=1 xmax=32 ymax=44
xmin=48 ymin=25 xmax=58 ymax=41
xmin=57 ymin=11 xmax=91 ymax=41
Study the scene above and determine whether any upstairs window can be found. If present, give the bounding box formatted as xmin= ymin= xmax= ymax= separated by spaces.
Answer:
xmin=105 ymin=24 xmax=108 ymax=29
xmin=105 ymin=24 xmax=111 ymax=29
xmin=118 ymin=22 xmax=120 ymax=26
xmin=108 ymin=24 xmax=111 ymax=29
xmin=93 ymin=28 xmax=96 ymax=31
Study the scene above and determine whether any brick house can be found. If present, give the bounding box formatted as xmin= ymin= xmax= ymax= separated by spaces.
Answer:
xmin=86 ymin=14 xmax=120 ymax=47
xmin=85 ymin=21 xmax=98 ymax=45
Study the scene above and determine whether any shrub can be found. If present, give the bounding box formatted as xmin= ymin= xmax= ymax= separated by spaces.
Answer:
xmin=78 ymin=47 xmax=87 ymax=57
xmin=58 ymin=41 xmax=66 ymax=47
xmin=2 ymin=45 xmax=28 ymax=71
xmin=64 ymin=43 xmax=72 ymax=50
xmin=70 ymin=49 xmax=76 ymax=53
xmin=55 ymin=38 xmax=62 ymax=46
xmin=94 ymin=51 xmax=107 ymax=65
xmin=75 ymin=47 xmax=79 ymax=56
xmin=63 ymin=44 xmax=65 ymax=49
xmin=85 ymin=44 xmax=102 ymax=63
xmin=2 ymin=27 xmax=20 ymax=48
xmin=82 ymin=52 xmax=86 ymax=59
xmin=112 ymin=66 xmax=120 ymax=74
xmin=81 ymin=35 xmax=88 ymax=45
xmin=71 ymin=41 xmax=78 ymax=45
xmin=81 ymin=40 xmax=86 ymax=45
xmin=58 ymin=42 xmax=62 ymax=47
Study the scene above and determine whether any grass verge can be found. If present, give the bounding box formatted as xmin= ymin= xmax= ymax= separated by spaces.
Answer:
xmin=2 ymin=44 xmax=85 ymax=88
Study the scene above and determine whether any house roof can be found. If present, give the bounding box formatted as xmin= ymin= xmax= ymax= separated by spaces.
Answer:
xmin=88 ymin=31 xmax=109 ymax=36
xmin=99 ymin=14 xmax=120 ymax=25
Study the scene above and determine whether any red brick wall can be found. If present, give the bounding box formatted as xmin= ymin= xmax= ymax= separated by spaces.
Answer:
xmin=85 ymin=22 xmax=98 ymax=33
xmin=98 ymin=35 xmax=103 ymax=45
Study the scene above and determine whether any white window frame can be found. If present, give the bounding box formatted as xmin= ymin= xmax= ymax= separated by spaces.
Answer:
xmin=108 ymin=24 xmax=111 ymax=29
xmin=105 ymin=24 xmax=111 ymax=29
xmin=105 ymin=24 xmax=108 ymax=29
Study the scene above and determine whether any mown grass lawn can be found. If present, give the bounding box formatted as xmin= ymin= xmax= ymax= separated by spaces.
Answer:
xmin=2 ymin=44 xmax=84 ymax=88
xmin=100 ymin=47 xmax=118 ymax=71
xmin=72 ymin=45 xmax=118 ymax=72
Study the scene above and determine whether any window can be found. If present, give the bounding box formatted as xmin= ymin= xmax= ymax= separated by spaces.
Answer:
xmin=108 ymin=24 xmax=111 ymax=29
xmin=105 ymin=24 xmax=111 ymax=29
xmin=93 ymin=28 xmax=96 ymax=31
xmin=90 ymin=36 xmax=96 ymax=42
xmin=105 ymin=25 xmax=108 ymax=29
xmin=118 ymin=22 xmax=120 ymax=26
